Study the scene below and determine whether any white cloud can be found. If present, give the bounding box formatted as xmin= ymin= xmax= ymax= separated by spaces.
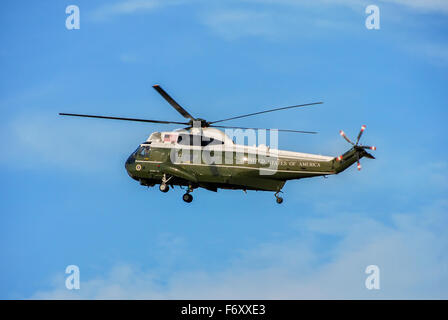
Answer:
xmin=199 ymin=0 xmax=448 ymax=41
xmin=90 ymin=0 xmax=183 ymax=21
xmin=31 ymin=200 xmax=448 ymax=299
xmin=201 ymin=10 xmax=276 ymax=40
xmin=89 ymin=0 xmax=448 ymax=24
xmin=200 ymin=7 xmax=356 ymax=40
xmin=381 ymin=0 xmax=448 ymax=14
xmin=247 ymin=0 xmax=448 ymax=14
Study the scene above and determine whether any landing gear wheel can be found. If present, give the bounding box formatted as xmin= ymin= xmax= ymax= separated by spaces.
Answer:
xmin=182 ymin=193 xmax=193 ymax=203
xmin=159 ymin=184 xmax=169 ymax=193
xmin=274 ymin=191 xmax=283 ymax=204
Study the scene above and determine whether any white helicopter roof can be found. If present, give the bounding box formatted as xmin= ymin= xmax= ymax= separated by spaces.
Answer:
xmin=147 ymin=127 xmax=234 ymax=145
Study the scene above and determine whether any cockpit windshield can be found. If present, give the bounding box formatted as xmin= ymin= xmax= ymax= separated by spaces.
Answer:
xmin=136 ymin=145 xmax=151 ymax=157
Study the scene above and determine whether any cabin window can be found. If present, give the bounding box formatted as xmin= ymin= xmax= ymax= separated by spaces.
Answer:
xmin=206 ymin=138 xmax=224 ymax=146
xmin=178 ymin=134 xmax=194 ymax=146
xmin=177 ymin=134 xmax=224 ymax=147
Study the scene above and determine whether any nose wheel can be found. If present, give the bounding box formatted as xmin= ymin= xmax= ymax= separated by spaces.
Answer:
xmin=159 ymin=174 xmax=172 ymax=193
xmin=159 ymin=183 xmax=169 ymax=193
xmin=274 ymin=192 xmax=283 ymax=204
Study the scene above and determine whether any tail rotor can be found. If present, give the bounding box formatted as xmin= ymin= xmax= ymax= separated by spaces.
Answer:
xmin=337 ymin=125 xmax=376 ymax=171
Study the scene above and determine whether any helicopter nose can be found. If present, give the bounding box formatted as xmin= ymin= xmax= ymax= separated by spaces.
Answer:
xmin=125 ymin=154 xmax=136 ymax=175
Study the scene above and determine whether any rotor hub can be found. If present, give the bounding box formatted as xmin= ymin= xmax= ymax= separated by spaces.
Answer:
xmin=190 ymin=118 xmax=209 ymax=128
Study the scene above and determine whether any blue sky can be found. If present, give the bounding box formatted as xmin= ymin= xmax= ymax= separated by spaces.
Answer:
xmin=0 ymin=0 xmax=447 ymax=299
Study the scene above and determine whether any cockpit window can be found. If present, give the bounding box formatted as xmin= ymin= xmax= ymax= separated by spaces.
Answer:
xmin=137 ymin=146 xmax=150 ymax=157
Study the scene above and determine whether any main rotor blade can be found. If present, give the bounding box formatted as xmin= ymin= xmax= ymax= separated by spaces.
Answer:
xmin=152 ymin=85 xmax=195 ymax=121
xmin=59 ymin=113 xmax=190 ymax=125
xmin=210 ymin=125 xmax=317 ymax=134
xmin=209 ymin=102 xmax=323 ymax=125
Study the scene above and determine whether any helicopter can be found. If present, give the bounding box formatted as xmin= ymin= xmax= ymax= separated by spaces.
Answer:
xmin=60 ymin=84 xmax=376 ymax=204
